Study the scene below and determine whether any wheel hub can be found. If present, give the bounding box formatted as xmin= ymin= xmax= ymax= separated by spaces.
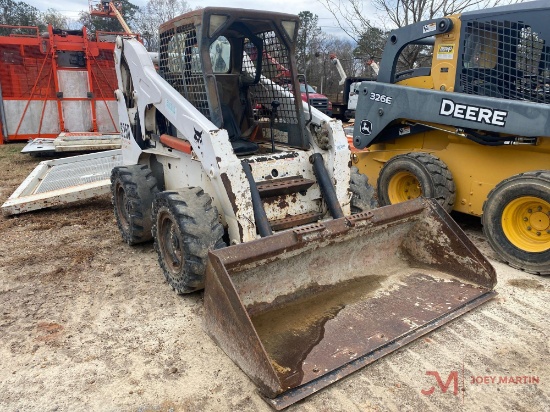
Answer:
xmin=388 ymin=171 xmax=422 ymax=204
xmin=502 ymin=196 xmax=550 ymax=253
xmin=158 ymin=210 xmax=184 ymax=275
xmin=529 ymin=211 xmax=549 ymax=232
xmin=116 ymin=183 xmax=130 ymax=231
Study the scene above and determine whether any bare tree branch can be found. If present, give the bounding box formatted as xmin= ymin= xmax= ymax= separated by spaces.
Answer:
xmin=317 ymin=0 xmax=522 ymax=69
xmin=134 ymin=0 xmax=190 ymax=51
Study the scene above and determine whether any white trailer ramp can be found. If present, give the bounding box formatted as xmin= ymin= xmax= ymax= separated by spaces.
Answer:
xmin=1 ymin=150 xmax=122 ymax=216
xmin=21 ymin=132 xmax=121 ymax=154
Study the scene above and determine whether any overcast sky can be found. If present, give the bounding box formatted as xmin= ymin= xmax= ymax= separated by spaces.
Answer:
xmin=28 ymin=0 xmax=377 ymax=40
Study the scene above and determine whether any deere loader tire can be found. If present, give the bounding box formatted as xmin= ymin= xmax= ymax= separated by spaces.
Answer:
xmin=482 ymin=171 xmax=550 ymax=275
xmin=111 ymin=164 xmax=159 ymax=245
xmin=152 ymin=188 xmax=225 ymax=294
xmin=350 ymin=166 xmax=378 ymax=213
xmin=377 ymin=152 xmax=455 ymax=212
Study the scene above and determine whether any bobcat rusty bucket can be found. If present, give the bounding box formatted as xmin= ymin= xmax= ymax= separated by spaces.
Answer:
xmin=204 ymin=198 xmax=496 ymax=409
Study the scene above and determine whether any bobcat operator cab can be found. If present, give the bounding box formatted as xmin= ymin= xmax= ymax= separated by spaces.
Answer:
xmin=115 ymin=8 xmax=353 ymax=248
xmin=157 ymin=8 xmax=337 ymax=155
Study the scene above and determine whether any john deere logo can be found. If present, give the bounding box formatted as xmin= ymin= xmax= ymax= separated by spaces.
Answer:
xmin=360 ymin=120 xmax=372 ymax=135
xmin=438 ymin=45 xmax=454 ymax=53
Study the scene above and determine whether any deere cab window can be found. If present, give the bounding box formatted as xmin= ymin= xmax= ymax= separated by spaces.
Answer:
xmin=515 ymin=27 xmax=550 ymax=103
xmin=463 ymin=28 xmax=498 ymax=69
xmin=460 ymin=20 xmax=550 ymax=103
xmin=394 ymin=44 xmax=434 ymax=83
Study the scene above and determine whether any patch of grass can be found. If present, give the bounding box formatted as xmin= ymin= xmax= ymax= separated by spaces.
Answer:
xmin=0 ymin=143 xmax=27 ymax=157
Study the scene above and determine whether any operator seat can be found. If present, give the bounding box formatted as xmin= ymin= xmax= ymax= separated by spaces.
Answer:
xmin=218 ymin=82 xmax=258 ymax=156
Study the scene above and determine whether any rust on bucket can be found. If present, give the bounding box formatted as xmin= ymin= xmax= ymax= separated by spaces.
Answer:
xmin=203 ymin=198 xmax=496 ymax=409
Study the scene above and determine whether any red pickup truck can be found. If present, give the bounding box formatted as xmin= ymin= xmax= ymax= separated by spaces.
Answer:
xmin=299 ymin=83 xmax=332 ymax=117
xmin=254 ymin=83 xmax=332 ymax=118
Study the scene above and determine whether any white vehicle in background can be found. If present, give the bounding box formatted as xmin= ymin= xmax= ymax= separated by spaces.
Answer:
xmin=329 ymin=54 xmax=378 ymax=121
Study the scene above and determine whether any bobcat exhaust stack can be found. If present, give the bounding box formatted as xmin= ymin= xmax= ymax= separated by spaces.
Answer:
xmin=204 ymin=198 xmax=496 ymax=409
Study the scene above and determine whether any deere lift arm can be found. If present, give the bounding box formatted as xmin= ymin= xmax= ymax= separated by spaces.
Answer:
xmin=353 ymin=82 xmax=550 ymax=148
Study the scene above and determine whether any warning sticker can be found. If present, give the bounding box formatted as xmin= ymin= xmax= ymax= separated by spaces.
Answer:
xmin=437 ymin=44 xmax=454 ymax=60
xmin=423 ymin=22 xmax=436 ymax=34
xmin=399 ymin=126 xmax=411 ymax=136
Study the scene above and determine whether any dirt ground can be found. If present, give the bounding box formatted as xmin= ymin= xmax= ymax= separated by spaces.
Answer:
xmin=0 ymin=143 xmax=548 ymax=412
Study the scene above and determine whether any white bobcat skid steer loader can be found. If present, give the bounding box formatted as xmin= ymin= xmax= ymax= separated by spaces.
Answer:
xmin=111 ymin=7 xmax=496 ymax=409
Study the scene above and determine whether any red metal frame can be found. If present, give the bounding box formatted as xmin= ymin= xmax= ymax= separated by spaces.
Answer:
xmin=0 ymin=24 xmax=120 ymax=144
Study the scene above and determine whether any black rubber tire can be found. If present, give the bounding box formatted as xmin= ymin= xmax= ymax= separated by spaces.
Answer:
xmin=350 ymin=166 xmax=378 ymax=213
xmin=152 ymin=188 xmax=225 ymax=294
xmin=377 ymin=152 xmax=455 ymax=212
xmin=111 ymin=164 xmax=159 ymax=245
xmin=482 ymin=170 xmax=550 ymax=275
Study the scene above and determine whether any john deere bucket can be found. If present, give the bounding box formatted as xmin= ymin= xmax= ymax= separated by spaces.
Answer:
xmin=204 ymin=198 xmax=496 ymax=409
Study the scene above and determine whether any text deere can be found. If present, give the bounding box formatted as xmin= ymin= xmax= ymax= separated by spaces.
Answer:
xmin=439 ymin=98 xmax=508 ymax=127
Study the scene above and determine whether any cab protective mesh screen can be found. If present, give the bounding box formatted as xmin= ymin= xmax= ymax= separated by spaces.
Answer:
xmin=242 ymin=31 xmax=299 ymax=144
xmin=160 ymin=25 xmax=211 ymax=119
xmin=460 ymin=20 xmax=550 ymax=104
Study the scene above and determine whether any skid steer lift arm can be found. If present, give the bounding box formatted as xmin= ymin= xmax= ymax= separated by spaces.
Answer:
xmin=353 ymin=83 xmax=550 ymax=149
xmin=353 ymin=15 xmax=550 ymax=149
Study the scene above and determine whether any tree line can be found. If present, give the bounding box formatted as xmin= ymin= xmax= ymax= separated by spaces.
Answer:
xmin=0 ymin=0 xmax=69 ymax=33
xmin=0 ymin=0 xmax=189 ymax=52
xmin=1 ymin=0 xmax=522 ymax=100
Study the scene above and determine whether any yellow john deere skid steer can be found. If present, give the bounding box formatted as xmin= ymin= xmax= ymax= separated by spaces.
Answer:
xmin=111 ymin=7 xmax=496 ymax=408
xmin=352 ymin=1 xmax=549 ymax=274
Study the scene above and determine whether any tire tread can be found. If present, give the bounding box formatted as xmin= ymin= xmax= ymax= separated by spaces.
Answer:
xmin=482 ymin=170 xmax=550 ymax=275
xmin=377 ymin=152 xmax=455 ymax=212
xmin=111 ymin=164 xmax=159 ymax=245
xmin=152 ymin=188 xmax=225 ymax=293
xmin=350 ymin=166 xmax=378 ymax=213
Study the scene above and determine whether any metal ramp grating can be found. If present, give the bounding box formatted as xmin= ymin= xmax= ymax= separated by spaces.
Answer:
xmin=2 ymin=149 xmax=122 ymax=216
xmin=35 ymin=153 xmax=122 ymax=194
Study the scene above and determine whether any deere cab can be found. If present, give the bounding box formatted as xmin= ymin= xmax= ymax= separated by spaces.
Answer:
xmin=353 ymin=1 xmax=550 ymax=274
